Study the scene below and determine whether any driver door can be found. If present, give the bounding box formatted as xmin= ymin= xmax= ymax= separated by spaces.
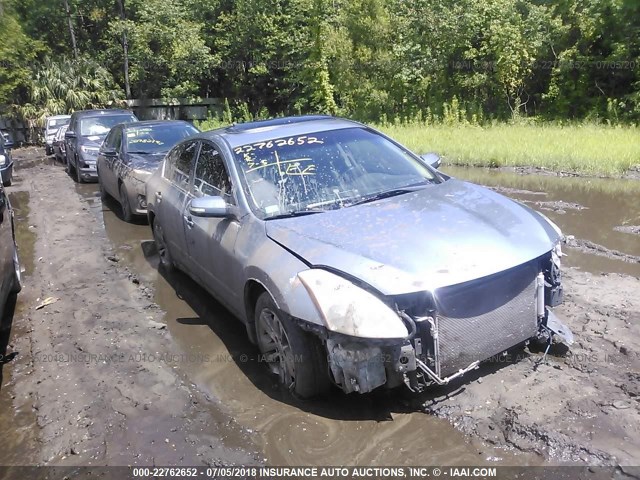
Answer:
xmin=183 ymin=141 xmax=240 ymax=304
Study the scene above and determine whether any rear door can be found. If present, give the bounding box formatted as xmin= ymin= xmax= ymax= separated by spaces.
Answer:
xmin=183 ymin=141 xmax=240 ymax=302
xmin=155 ymin=140 xmax=199 ymax=267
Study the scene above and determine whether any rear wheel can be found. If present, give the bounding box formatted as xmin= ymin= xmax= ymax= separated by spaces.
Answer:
xmin=152 ymin=219 xmax=174 ymax=272
xmin=255 ymin=292 xmax=329 ymax=398
xmin=119 ymin=183 xmax=133 ymax=222
xmin=10 ymin=244 xmax=21 ymax=294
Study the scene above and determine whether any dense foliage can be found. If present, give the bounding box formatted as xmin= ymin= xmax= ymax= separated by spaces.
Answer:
xmin=1 ymin=0 xmax=638 ymax=123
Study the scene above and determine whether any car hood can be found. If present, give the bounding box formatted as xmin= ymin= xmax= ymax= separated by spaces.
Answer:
xmin=127 ymin=153 xmax=166 ymax=173
xmin=266 ymin=179 xmax=560 ymax=295
xmin=80 ymin=135 xmax=107 ymax=147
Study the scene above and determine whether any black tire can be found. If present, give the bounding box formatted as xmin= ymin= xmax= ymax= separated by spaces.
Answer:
xmin=152 ymin=219 xmax=174 ymax=272
xmin=98 ymin=171 xmax=108 ymax=201
xmin=2 ymin=177 xmax=10 ymax=187
xmin=254 ymin=292 xmax=329 ymax=398
xmin=45 ymin=145 xmax=52 ymax=156
xmin=10 ymin=244 xmax=21 ymax=294
xmin=74 ymin=158 xmax=83 ymax=183
xmin=119 ymin=183 xmax=133 ymax=222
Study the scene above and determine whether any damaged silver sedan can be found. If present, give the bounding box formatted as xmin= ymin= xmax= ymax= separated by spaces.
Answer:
xmin=146 ymin=115 xmax=573 ymax=397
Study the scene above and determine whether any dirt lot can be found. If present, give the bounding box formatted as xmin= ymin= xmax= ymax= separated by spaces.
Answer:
xmin=1 ymin=149 xmax=639 ymax=469
xmin=0 ymin=149 xmax=261 ymax=466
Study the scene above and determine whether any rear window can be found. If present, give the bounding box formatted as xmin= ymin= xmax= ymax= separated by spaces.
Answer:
xmin=79 ymin=114 xmax=137 ymax=136
xmin=125 ymin=124 xmax=198 ymax=154
xmin=47 ymin=118 xmax=70 ymax=129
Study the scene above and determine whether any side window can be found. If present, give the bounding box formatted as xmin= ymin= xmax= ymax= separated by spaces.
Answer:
xmin=164 ymin=141 xmax=198 ymax=190
xmin=193 ymin=143 xmax=232 ymax=199
xmin=104 ymin=128 xmax=115 ymax=148
xmin=112 ymin=128 xmax=122 ymax=153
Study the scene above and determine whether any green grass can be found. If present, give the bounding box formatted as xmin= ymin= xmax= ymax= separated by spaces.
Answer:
xmin=376 ymin=123 xmax=640 ymax=177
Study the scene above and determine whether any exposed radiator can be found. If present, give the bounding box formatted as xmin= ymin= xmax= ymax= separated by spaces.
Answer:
xmin=434 ymin=262 xmax=539 ymax=376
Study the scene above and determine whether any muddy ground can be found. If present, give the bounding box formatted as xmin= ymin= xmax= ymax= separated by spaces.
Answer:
xmin=0 ymin=149 xmax=639 ymax=471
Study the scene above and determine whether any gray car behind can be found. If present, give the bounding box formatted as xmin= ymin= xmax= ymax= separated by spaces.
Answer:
xmin=97 ymin=120 xmax=199 ymax=222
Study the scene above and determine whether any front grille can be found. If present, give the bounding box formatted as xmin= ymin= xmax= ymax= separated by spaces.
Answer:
xmin=434 ymin=261 xmax=539 ymax=376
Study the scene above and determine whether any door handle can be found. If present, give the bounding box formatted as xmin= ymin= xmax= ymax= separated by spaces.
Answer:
xmin=184 ymin=215 xmax=194 ymax=228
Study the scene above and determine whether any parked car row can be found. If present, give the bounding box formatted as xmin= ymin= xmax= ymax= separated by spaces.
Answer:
xmin=44 ymin=110 xmax=198 ymax=223
xmin=39 ymin=111 xmax=574 ymax=398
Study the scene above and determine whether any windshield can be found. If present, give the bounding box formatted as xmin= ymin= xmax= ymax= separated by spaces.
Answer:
xmin=47 ymin=118 xmax=70 ymax=129
xmin=79 ymin=115 xmax=137 ymax=136
xmin=126 ymin=124 xmax=198 ymax=154
xmin=233 ymin=127 xmax=437 ymax=219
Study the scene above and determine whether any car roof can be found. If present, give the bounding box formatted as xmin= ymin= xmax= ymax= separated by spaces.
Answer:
xmin=197 ymin=115 xmax=364 ymax=149
xmin=72 ymin=109 xmax=135 ymax=119
xmin=46 ymin=114 xmax=71 ymax=120
xmin=121 ymin=120 xmax=192 ymax=129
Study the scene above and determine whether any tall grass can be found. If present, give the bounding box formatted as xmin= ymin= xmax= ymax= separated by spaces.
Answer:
xmin=377 ymin=123 xmax=640 ymax=177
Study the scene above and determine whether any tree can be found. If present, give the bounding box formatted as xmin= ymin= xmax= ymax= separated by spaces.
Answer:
xmin=13 ymin=57 xmax=123 ymax=139
xmin=0 ymin=9 xmax=40 ymax=106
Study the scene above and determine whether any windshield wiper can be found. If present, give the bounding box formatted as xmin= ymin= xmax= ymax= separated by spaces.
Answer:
xmin=265 ymin=209 xmax=325 ymax=221
xmin=346 ymin=182 xmax=431 ymax=207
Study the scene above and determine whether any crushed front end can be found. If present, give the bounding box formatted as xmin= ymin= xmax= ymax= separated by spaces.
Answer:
xmin=317 ymin=248 xmax=573 ymax=394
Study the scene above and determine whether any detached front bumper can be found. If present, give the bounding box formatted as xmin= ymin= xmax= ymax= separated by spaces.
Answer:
xmin=322 ymin=255 xmax=573 ymax=394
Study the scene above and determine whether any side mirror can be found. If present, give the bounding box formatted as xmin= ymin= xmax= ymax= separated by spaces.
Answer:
xmin=420 ymin=153 xmax=441 ymax=170
xmin=4 ymin=140 xmax=13 ymax=150
xmin=189 ymin=196 xmax=230 ymax=218
xmin=65 ymin=131 xmax=77 ymax=139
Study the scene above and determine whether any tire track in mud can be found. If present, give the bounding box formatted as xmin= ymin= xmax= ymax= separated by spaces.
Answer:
xmin=565 ymin=237 xmax=640 ymax=264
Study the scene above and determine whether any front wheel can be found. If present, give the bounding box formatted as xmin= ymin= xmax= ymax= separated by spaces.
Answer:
xmin=74 ymin=159 xmax=84 ymax=183
xmin=152 ymin=219 xmax=174 ymax=272
xmin=255 ymin=292 xmax=329 ymax=398
xmin=98 ymin=171 xmax=108 ymax=201
xmin=119 ymin=183 xmax=133 ymax=222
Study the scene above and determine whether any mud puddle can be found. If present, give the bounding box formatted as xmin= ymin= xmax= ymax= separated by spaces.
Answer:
xmin=444 ymin=166 xmax=640 ymax=277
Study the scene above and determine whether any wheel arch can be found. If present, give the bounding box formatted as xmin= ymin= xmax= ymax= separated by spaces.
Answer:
xmin=243 ymin=279 xmax=277 ymax=344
